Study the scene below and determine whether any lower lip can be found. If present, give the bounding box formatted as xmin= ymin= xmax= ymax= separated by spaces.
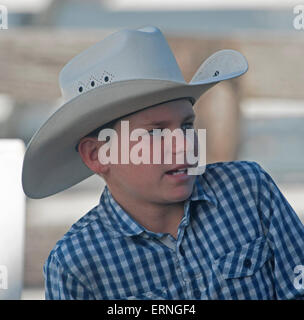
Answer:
xmin=165 ymin=171 xmax=191 ymax=181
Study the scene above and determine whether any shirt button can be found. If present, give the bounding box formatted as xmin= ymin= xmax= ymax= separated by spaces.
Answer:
xmin=244 ymin=258 xmax=252 ymax=268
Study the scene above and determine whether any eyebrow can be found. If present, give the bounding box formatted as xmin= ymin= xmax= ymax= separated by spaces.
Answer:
xmin=142 ymin=114 xmax=195 ymax=126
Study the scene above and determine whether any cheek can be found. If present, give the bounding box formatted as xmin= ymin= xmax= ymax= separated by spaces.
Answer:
xmin=113 ymin=163 xmax=162 ymax=182
xmin=123 ymin=136 xmax=163 ymax=165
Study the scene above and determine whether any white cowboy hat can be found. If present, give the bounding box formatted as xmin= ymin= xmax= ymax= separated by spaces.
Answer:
xmin=22 ymin=25 xmax=248 ymax=199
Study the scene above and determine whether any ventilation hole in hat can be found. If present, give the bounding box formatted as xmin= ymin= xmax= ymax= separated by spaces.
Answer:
xmin=79 ymin=86 xmax=83 ymax=93
xmin=213 ymin=70 xmax=219 ymax=77
xmin=104 ymin=76 xmax=109 ymax=82
xmin=91 ymin=81 xmax=95 ymax=87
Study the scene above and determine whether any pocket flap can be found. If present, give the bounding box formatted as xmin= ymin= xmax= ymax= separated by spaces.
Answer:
xmin=214 ymin=236 xmax=272 ymax=279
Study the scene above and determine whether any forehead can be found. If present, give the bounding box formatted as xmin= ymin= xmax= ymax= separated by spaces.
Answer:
xmin=122 ymin=98 xmax=194 ymax=126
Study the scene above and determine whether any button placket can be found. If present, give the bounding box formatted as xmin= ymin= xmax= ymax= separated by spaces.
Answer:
xmin=176 ymin=199 xmax=190 ymax=254
xmin=174 ymin=200 xmax=191 ymax=287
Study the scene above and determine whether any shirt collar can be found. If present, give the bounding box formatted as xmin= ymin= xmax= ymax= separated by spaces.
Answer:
xmin=190 ymin=174 xmax=218 ymax=206
xmin=101 ymin=186 xmax=145 ymax=237
xmin=99 ymin=173 xmax=217 ymax=238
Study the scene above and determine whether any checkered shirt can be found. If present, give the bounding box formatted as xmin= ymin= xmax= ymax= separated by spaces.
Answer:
xmin=44 ymin=161 xmax=304 ymax=299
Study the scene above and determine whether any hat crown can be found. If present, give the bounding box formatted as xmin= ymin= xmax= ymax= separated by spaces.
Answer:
xmin=59 ymin=26 xmax=185 ymax=102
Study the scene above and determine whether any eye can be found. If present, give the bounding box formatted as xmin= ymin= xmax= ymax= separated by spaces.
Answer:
xmin=182 ymin=122 xmax=194 ymax=131
xmin=147 ymin=128 xmax=163 ymax=136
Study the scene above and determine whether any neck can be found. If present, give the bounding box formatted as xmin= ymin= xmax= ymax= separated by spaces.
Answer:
xmin=108 ymin=187 xmax=185 ymax=239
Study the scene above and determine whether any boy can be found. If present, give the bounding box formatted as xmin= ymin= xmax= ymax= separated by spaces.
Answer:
xmin=22 ymin=26 xmax=304 ymax=299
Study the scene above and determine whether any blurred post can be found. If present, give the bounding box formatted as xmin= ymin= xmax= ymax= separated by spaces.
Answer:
xmin=194 ymin=80 xmax=241 ymax=163
xmin=0 ymin=139 xmax=26 ymax=300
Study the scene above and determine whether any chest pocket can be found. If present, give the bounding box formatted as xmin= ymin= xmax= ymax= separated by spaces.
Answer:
xmin=214 ymin=236 xmax=273 ymax=279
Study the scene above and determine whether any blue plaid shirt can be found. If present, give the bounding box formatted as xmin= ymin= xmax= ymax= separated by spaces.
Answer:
xmin=44 ymin=161 xmax=304 ymax=300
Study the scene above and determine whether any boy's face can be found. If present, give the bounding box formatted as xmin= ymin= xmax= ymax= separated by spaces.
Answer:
xmin=103 ymin=98 xmax=198 ymax=205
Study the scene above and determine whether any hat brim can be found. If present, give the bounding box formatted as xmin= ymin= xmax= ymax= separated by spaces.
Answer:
xmin=22 ymin=50 xmax=248 ymax=199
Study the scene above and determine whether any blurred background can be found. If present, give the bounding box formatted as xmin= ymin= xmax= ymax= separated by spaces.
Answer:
xmin=0 ymin=0 xmax=304 ymax=300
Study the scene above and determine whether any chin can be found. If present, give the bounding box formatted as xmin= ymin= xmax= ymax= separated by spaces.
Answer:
xmin=169 ymin=187 xmax=193 ymax=202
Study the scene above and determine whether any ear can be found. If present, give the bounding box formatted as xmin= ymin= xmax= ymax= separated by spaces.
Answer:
xmin=77 ymin=137 xmax=109 ymax=175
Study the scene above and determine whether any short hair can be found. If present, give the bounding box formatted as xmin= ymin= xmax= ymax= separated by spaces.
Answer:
xmin=75 ymin=118 xmax=118 ymax=152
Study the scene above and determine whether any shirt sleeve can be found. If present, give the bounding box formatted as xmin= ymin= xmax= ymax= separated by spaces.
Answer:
xmin=255 ymin=162 xmax=304 ymax=299
xmin=43 ymin=252 xmax=95 ymax=300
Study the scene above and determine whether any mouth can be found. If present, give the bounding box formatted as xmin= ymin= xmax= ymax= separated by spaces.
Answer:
xmin=165 ymin=164 xmax=194 ymax=176
xmin=165 ymin=168 xmax=188 ymax=176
